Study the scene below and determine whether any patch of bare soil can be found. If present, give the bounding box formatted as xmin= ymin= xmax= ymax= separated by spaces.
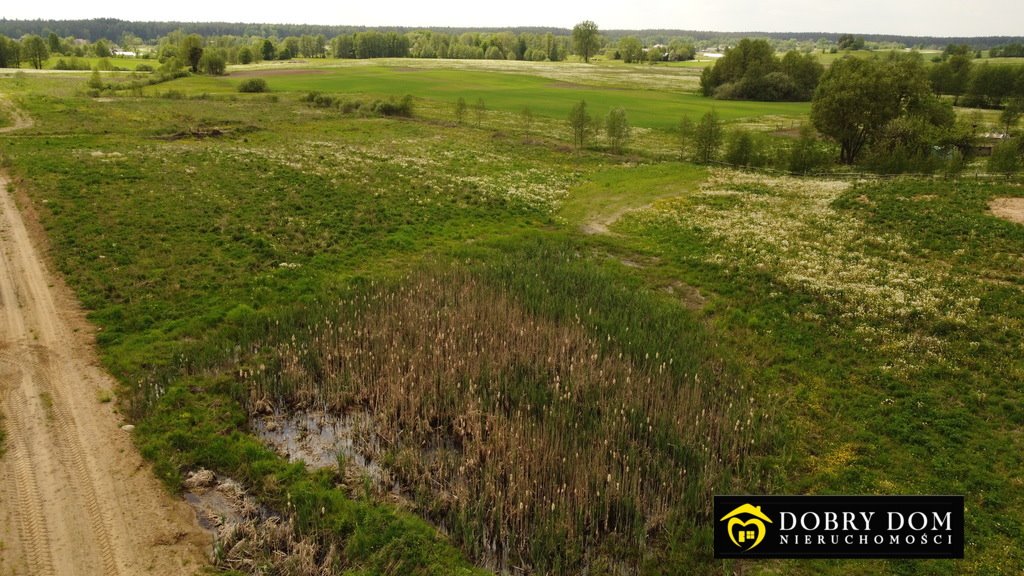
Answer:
xmin=582 ymin=203 xmax=652 ymax=235
xmin=0 ymin=172 xmax=210 ymax=575
xmin=0 ymin=94 xmax=33 ymax=132
xmin=990 ymin=197 xmax=1024 ymax=225
xmin=161 ymin=127 xmax=230 ymax=140
xmin=664 ymin=281 xmax=707 ymax=311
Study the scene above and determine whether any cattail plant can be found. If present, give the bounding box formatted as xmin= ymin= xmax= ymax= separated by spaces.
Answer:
xmin=226 ymin=265 xmax=772 ymax=573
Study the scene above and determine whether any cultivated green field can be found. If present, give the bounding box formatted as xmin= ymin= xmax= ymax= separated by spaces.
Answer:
xmin=0 ymin=58 xmax=1021 ymax=575
xmin=147 ymin=58 xmax=809 ymax=130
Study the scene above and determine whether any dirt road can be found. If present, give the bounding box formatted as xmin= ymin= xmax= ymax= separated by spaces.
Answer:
xmin=0 ymin=160 xmax=209 ymax=571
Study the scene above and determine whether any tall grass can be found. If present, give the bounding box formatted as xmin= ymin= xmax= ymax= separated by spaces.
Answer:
xmin=214 ymin=259 xmax=769 ymax=572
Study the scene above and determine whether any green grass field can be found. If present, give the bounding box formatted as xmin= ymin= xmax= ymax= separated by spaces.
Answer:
xmin=149 ymin=59 xmax=808 ymax=130
xmin=0 ymin=58 xmax=1021 ymax=575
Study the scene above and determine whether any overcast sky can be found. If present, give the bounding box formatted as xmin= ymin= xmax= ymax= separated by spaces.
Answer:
xmin=1 ymin=1 xmax=1020 ymax=37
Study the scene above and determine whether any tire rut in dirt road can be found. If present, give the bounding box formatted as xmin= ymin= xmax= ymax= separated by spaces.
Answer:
xmin=0 ymin=166 xmax=210 ymax=575
xmin=7 ymin=383 xmax=56 ymax=576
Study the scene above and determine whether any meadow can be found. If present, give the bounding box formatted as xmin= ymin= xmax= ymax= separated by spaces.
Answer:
xmin=0 ymin=57 xmax=1021 ymax=575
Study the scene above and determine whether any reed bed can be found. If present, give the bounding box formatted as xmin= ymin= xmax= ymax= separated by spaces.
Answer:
xmin=231 ymin=266 xmax=766 ymax=572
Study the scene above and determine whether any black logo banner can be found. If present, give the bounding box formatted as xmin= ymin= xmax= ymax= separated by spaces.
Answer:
xmin=714 ymin=495 xmax=964 ymax=559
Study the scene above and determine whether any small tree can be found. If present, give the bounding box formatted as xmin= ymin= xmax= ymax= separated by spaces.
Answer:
xmin=520 ymin=106 xmax=534 ymax=132
xmin=261 ymin=39 xmax=276 ymax=61
xmin=47 ymin=32 xmax=61 ymax=54
xmin=724 ymin=129 xmax=757 ymax=166
xmin=693 ymin=110 xmax=724 ymax=163
xmin=678 ymin=116 xmax=694 ymax=160
xmin=238 ymin=47 xmax=254 ymax=65
xmin=87 ymin=66 xmax=103 ymax=90
xmin=788 ymin=125 xmax=830 ymax=174
xmin=605 ymin=108 xmax=630 ymax=153
xmin=568 ymin=99 xmax=592 ymax=149
xmin=93 ymin=39 xmax=112 ymax=58
xmin=618 ymin=36 xmax=643 ymax=64
xmin=473 ymin=98 xmax=486 ymax=126
xmin=1001 ymin=99 xmax=1023 ymax=134
xmin=454 ymin=97 xmax=467 ymax=124
xmin=199 ymin=50 xmax=226 ymax=75
xmin=646 ymin=45 xmax=664 ymax=64
xmin=572 ymin=21 xmax=600 ymax=63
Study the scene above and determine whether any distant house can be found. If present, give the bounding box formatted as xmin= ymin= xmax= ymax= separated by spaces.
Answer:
xmin=975 ymin=132 xmax=1009 ymax=157
xmin=702 ymin=52 xmax=725 ymax=59
xmin=113 ymin=51 xmax=136 ymax=58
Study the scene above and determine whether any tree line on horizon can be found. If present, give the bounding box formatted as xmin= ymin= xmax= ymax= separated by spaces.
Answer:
xmin=1 ymin=17 xmax=1023 ymax=50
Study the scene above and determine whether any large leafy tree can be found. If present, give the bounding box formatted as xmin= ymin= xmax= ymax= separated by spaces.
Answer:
xmin=700 ymin=39 xmax=821 ymax=101
xmin=811 ymin=54 xmax=950 ymax=164
xmin=180 ymin=34 xmax=204 ymax=72
xmin=572 ymin=21 xmax=599 ymax=63
xmin=700 ymin=38 xmax=777 ymax=96
xmin=21 ymin=35 xmax=48 ymax=70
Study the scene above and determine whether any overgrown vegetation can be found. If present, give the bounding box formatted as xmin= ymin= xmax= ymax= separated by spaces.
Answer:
xmin=237 ymin=78 xmax=269 ymax=93
xmin=700 ymin=39 xmax=823 ymax=101
xmin=300 ymin=91 xmax=414 ymax=117
xmin=0 ymin=53 xmax=1021 ymax=576
xmin=225 ymin=263 xmax=768 ymax=572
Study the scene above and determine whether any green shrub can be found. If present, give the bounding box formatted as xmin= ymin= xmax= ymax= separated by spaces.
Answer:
xmin=372 ymin=94 xmax=414 ymax=117
xmin=238 ymin=78 xmax=269 ymax=93
xmin=53 ymin=57 xmax=91 ymax=70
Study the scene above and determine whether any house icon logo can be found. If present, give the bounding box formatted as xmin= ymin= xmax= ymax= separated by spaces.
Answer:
xmin=720 ymin=503 xmax=773 ymax=551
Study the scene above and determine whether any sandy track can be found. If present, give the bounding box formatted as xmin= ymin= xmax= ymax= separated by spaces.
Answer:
xmin=0 ymin=168 xmax=210 ymax=574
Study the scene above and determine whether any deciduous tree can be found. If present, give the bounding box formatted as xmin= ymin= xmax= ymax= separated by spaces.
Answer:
xmin=93 ymin=39 xmax=111 ymax=58
xmin=454 ymin=97 xmax=467 ymax=124
xmin=572 ymin=21 xmax=599 ymax=63
xmin=693 ymin=110 xmax=724 ymax=163
xmin=180 ymin=34 xmax=204 ymax=73
xmin=0 ymin=35 xmax=20 ymax=68
xmin=568 ymin=99 xmax=592 ymax=149
xmin=605 ymin=108 xmax=630 ymax=153
xmin=21 ymin=35 xmax=48 ymax=70
xmin=617 ymin=36 xmax=642 ymax=64
xmin=812 ymin=55 xmax=947 ymax=164
xmin=261 ymin=38 xmax=276 ymax=61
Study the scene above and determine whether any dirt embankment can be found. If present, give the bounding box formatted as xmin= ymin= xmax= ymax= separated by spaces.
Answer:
xmin=0 ymin=105 xmax=209 ymax=574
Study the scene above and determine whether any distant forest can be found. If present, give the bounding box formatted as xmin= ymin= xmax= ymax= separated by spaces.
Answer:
xmin=0 ymin=18 xmax=1022 ymax=49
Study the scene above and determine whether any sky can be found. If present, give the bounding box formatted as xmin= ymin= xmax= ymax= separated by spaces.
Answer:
xmin=1 ymin=0 xmax=1021 ymax=37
